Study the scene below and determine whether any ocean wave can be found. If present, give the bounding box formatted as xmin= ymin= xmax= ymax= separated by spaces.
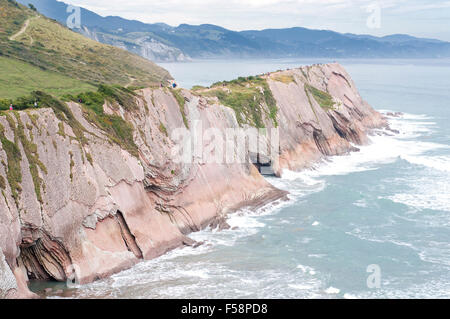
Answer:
xmin=353 ymin=199 xmax=368 ymax=208
xmin=400 ymin=155 xmax=450 ymax=173
xmin=388 ymin=192 xmax=450 ymax=212
xmin=385 ymin=167 xmax=450 ymax=212
xmin=278 ymin=111 xmax=448 ymax=218
xmin=347 ymin=279 xmax=450 ymax=299
xmin=380 ymin=110 xmax=434 ymax=121
xmin=64 ymin=110 xmax=449 ymax=299
xmin=324 ymin=286 xmax=341 ymax=294
xmin=280 ymin=135 xmax=444 ymax=182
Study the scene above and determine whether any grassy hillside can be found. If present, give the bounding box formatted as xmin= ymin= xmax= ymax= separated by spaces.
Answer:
xmin=200 ymin=76 xmax=278 ymax=128
xmin=0 ymin=56 xmax=96 ymax=99
xmin=0 ymin=0 xmax=29 ymax=37
xmin=0 ymin=0 xmax=172 ymax=91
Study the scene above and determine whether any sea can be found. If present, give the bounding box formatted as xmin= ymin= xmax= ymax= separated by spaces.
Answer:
xmin=37 ymin=58 xmax=450 ymax=299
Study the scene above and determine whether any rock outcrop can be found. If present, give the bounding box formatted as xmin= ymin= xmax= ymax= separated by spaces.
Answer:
xmin=79 ymin=27 xmax=191 ymax=63
xmin=0 ymin=63 xmax=386 ymax=298
xmin=267 ymin=64 xmax=386 ymax=174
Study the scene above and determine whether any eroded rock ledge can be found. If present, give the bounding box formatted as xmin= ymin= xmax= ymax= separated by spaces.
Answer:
xmin=0 ymin=63 xmax=386 ymax=298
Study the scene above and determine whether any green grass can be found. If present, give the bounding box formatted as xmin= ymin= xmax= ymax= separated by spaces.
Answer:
xmin=304 ymin=84 xmax=335 ymax=111
xmin=272 ymin=74 xmax=296 ymax=84
xmin=0 ymin=120 xmax=22 ymax=204
xmin=0 ymin=1 xmax=172 ymax=88
xmin=65 ymin=85 xmax=139 ymax=157
xmin=0 ymin=174 xmax=5 ymax=189
xmin=205 ymin=76 xmax=278 ymax=128
xmin=191 ymin=85 xmax=207 ymax=91
xmin=169 ymin=88 xmax=189 ymax=129
xmin=0 ymin=0 xmax=28 ymax=38
xmin=159 ymin=122 xmax=168 ymax=137
xmin=0 ymin=87 xmax=140 ymax=205
xmin=10 ymin=111 xmax=47 ymax=203
xmin=0 ymin=56 xmax=96 ymax=99
xmin=2 ymin=87 xmax=139 ymax=158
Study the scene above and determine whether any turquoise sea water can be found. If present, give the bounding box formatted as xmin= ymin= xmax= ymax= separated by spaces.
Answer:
xmin=46 ymin=59 xmax=450 ymax=299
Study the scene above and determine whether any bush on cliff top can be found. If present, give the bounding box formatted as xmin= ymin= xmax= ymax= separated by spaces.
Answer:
xmin=206 ymin=76 xmax=278 ymax=128
xmin=64 ymin=85 xmax=139 ymax=157
xmin=2 ymin=87 xmax=139 ymax=158
xmin=0 ymin=87 xmax=140 ymax=205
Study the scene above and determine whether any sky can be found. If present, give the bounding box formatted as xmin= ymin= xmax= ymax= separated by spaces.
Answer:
xmin=64 ymin=0 xmax=450 ymax=41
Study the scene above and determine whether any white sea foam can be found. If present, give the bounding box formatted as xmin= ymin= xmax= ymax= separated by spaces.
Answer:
xmin=289 ymin=284 xmax=315 ymax=290
xmin=418 ymin=241 xmax=450 ymax=267
xmin=353 ymin=199 xmax=368 ymax=208
xmin=179 ymin=269 xmax=210 ymax=279
xmin=278 ymin=111 xmax=449 ymax=216
xmin=308 ymin=254 xmax=327 ymax=259
xmin=297 ymin=264 xmax=316 ymax=274
xmin=401 ymin=154 xmax=450 ymax=173
xmin=389 ymin=192 xmax=450 ymax=212
xmin=64 ymin=111 xmax=449 ymax=300
xmin=386 ymin=171 xmax=450 ymax=212
xmin=378 ymin=112 xmax=450 ymax=212
xmin=348 ymin=279 xmax=450 ymax=299
xmin=278 ymin=113 xmax=444 ymax=185
xmin=379 ymin=110 xmax=434 ymax=121
xmin=325 ymin=286 xmax=341 ymax=294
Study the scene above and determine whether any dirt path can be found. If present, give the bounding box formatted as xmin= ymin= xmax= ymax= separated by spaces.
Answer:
xmin=9 ymin=16 xmax=38 ymax=41
xmin=125 ymin=76 xmax=136 ymax=88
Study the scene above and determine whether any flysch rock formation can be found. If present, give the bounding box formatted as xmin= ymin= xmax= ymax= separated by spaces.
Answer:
xmin=0 ymin=63 xmax=387 ymax=298
xmin=269 ymin=63 xmax=386 ymax=173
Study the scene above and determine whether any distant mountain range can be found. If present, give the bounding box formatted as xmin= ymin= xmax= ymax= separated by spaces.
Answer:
xmin=18 ymin=0 xmax=450 ymax=62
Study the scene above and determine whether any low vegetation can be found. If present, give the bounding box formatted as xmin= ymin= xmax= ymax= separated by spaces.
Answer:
xmin=0 ymin=121 xmax=22 ymax=204
xmin=205 ymin=76 xmax=278 ymax=128
xmin=10 ymin=112 xmax=47 ymax=203
xmin=64 ymin=85 xmax=139 ymax=157
xmin=272 ymin=74 xmax=296 ymax=84
xmin=0 ymin=174 xmax=5 ymax=189
xmin=0 ymin=0 xmax=172 ymax=91
xmin=159 ymin=122 xmax=168 ymax=137
xmin=304 ymin=84 xmax=335 ymax=111
xmin=0 ymin=0 xmax=172 ymax=204
xmin=0 ymin=56 xmax=96 ymax=100
xmin=0 ymin=85 xmax=141 ymax=204
xmin=169 ymin=88 xmax=189 ymax=129
xmin=191 ymin=85 xmax=207 ymax=91
xmin=0 ymin=0 xmax=28 ymax=38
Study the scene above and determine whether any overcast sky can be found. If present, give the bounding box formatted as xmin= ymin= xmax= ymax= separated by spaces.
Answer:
xmin=64 ymin=0 xmax=450 ymax=41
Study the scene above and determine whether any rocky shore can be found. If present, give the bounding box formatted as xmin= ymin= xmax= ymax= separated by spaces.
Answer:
xmin=0 ymin=63 xmax=387 ymax=298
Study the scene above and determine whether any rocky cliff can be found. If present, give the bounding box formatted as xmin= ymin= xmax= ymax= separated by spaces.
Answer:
xmin=0 ymin=63 xmax=386 ymax=298
xmin=79 ymin=27 xmax=191 ymax=62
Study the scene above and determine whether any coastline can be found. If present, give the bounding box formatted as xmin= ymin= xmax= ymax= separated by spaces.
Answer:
xmin=0 ymin=63 xmax=387 ymax=298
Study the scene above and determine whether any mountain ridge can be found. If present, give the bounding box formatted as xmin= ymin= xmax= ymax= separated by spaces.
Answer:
xmin=17 ymin=0 xmax=450 ymax=62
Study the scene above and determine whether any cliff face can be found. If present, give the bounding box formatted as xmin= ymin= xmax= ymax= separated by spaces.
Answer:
xmin=79 ymin=27 xmax=191 ymax=62
xmin=267 ymin=63 xmax=386 ymax=174
xmin=0 ymin=63 xmax=386 ymax=298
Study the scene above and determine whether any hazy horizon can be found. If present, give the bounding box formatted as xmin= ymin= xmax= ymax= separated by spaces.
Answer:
xmin=63 ymin=0 xmax=450 ymax=42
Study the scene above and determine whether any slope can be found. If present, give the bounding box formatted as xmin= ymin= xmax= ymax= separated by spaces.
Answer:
xmin=0 ymin=0 xmax=172 ymax=89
